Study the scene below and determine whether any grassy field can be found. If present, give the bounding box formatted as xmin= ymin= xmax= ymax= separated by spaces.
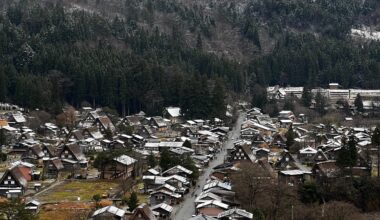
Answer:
xmin=39 ymin=202 xmax=92 ymax=220
xmin=36 ymin=180 xmax=119 ymax=203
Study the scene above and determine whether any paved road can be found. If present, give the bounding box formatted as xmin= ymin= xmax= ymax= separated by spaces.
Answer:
xmin=172 ymin=112 xmax=245 ymax=220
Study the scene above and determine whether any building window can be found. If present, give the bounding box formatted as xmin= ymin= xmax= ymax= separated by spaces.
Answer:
xmin=4 ymin=181 xmax=8 ymax=185
xmin=10 ymin=181 xmax=14 ymax=185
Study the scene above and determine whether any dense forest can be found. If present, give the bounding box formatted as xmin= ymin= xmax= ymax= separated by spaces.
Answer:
xmin=0 ymin=0 xmax=379 ymax=117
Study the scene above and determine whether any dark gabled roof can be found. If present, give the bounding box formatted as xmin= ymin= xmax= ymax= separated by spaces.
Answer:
xmin=312 ymin=161 xmax=340 ymax=178
xmin=151 ymin=117 xmax=167 ymax=128
xmin=96 ymin=116 xmax=116 ymax=132
xmin=49 ymin=158 xmax=64 ymax=170
xmin=125 ymin=116 xmax=141 ymax=126
xmin=42 ymin=144 xmax=56 ymax=157
xmin=69 ymin=130 xmax=84 ymax=140
xmin=130 ymin=204 xmax=157 ymax=220
xmin=0 ymin=167 xmax=28 ymax=189
xmin=59 ymin=143 xmax=86 ymax=161
xmin=30 ymin=145 xmax=44 ymax=158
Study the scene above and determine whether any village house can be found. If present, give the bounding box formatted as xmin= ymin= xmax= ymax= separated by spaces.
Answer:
xmin=43 ymin=157 xmax=64 ymax=179
xmin=278 ymin=170 xmax=311 ymax=186
xmin=163 ymin=107 xmax=182 ymax=124
xmin=91 ymin=205 xmax=126 ymax=220
xmin=94 ymin=116 xmax=116 ymax=135
xmin=275 ymin=151 xmax=298 ymax=170
xmin=58 ymin=143 xmax=88 ymax=170
xmin=196 ymin=200 xmax=229 ymax=218
xmin=0 ymin=166 xmax=28 ymax=198
xmin=130 ymin=204 xmax=157 ymax=220
xmin=150 ymin=117 xmax=168 ymax=132
xmin=41 ymin=144 xmax=56 ymax=159
xmin=150 ymin=190 xmax=181 ymax=206
xmin=217 ymin=208 xmax=254 ymax=220
xmin=229 ymin=144 xmax=255 ymax=163
xmin=162 ymin=165 xmax=193 ymax=178
xmin=298 ymin=146 xmax=318 ymax=163
xmin=123 ymin=115 xmax=142 ymax=129
xmin=101 ymin=155 xmax=137 ymax=179
xmin=25 ymin=199 xmax=41 ymax=213
xmin=21 ymin=145 xmax=44 ymax=164
xmin=151 ymin=203 xmax=173 ymax=219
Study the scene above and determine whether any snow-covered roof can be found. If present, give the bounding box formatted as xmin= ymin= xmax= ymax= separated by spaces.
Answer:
xmin=203 ymin=180 xmax=232 ymax=191
xmin=12 ymin=113 xmax=26 ymax=123
xmin=196 ymin=200 xmax=229 ymax=210
xmin=92 ymin=206 xmax=125 ymax=217
xmin=152 ymin=203 xmax=173 ymax=213
xmin=114 ymin=155 xmax=137 ymax=166
xmin=280 ymin=170 xmax=310 ymax=176
xmin=218 ymin=208 xmax=253 ymax=219
xmin=165 ymin=107 xmax=181 ymax=118
xmin=299 ymin=147 xmax=318 ymax=154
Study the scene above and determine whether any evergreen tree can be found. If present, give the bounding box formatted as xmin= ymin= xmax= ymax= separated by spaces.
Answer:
xmin=127 ymin=191 xmax=139 ymax=211
xmin=159 ymin=149 xmax=172 ymax=171
xmin=336 ymin=136 xmax=357 ymax=176
xmin=183 ymin=140 xmax=192 ymax=148
xmin=0 ymin=128 xmax=6 ymax=147
xmin=315 ymin=91 xmax=327 ymax=115
xmin=210 ymin=79 xmax=226 ymax=119
xmin=196 ymin=33 xmax=203 ymax=50
xmin=301 ymin=87 xmax=312 ymax=107
xmin=251 ymin=84 xmax=267 ymax=109
xmin=104 ymin=127 xmax=113 ymax=140
xmin=372 ymin=125 xmax=380 ymax=178
xmin=354 ymin=94 xmax=364 ymax=112
xmin=283 ymin=98 xmax=294 ymax=111
xmin=147 ymin=152 xmax=157 ymax=168
xmin=285 ymin=124 xmax=295 ymax=149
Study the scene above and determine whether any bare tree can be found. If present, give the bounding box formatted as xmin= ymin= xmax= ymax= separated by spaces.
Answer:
xmin=231 ymin=162 xmax=271 ymax=211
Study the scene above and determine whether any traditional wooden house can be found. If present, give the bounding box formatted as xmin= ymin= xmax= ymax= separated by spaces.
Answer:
xmin=162 ymin=165 xmax=193 ymax=178
xmin=150 ymin=117 xmax=168 ymax=132
xmin=196 ymin=200 xmax=229 ymax=218
xmin=240 ymin=128 xmax=259 ymax=140
xmin=58 ymin=143 xmax=87 ymax=170
xmin=229 ymin=144 xmax=255 ymax=163
xmin=312 ymin=150 xmax=329 ymax=164
xmin=312 ymin=161 xmax=340 ymax=183
xmin=67 ymin=129 xmax=84 ymax=142
xmin=91 ymin=206 xmax=125 ymax=220
xmin=278 ymin=170 xmax=310 ymax=186
xmin=25 ymin=200 xmax=41 ymax=213
xmin=255 ymin=148 xmax=270 ymax=160
xmin=163 ymin=107 xmax=182 ymax=124
xmin=123 ymin=115 xmax=142 ymax=128
xmin=130 ymin=204 xmax=157 ymax=220
xmin=298 ymin=146 xmax=318 ymax=163
xmin=21 ymin=145 xmax=44 ymax=164
xmin=0 ymin=166 xmax=28 ymax=198
xmin=43 ymin=158 xmax=64 ymax=179
xmin=149 ymin=190 xmax=181 ymax=206
xmin=275 ymin=151 xmax=297 ymax=170
xmin=41 ymin=144 xmax=56 ymax=159
xmin=101 ymin=155 xmax=137 ymax=179
xmin=218 ymin=208 xmax=253 ymax=220
xmin=8 ymin=113 xmax=26 ymax=127
xmin=151 ymin=203 xmax=173 ymax=219
xmin=83 ymin=127 xmax=104 ymax=140
xmin=94 ymin=116 xmax=116 ymax=135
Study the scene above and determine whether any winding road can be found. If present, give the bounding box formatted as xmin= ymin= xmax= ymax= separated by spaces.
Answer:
xmin=172 ymin=112 xmax=245 ymax=220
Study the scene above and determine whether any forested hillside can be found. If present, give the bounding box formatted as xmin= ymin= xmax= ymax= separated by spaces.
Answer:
xmin=0 ymin=0 xmax=379 ymax=117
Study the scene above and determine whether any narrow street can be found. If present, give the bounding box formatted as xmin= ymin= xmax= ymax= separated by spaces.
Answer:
xmin=172 ymin=112 xmax=245 ymax=220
